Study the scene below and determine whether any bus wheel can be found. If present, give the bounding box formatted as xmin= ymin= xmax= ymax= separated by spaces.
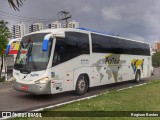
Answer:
xmin=75 ymin=75 xmax=88 ymax=95
xmin=135 ymin=70 xmax=141 ymax=83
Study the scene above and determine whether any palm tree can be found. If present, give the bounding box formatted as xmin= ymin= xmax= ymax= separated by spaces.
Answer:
xmin=0 ymin=20 xmax=11 ymax=77
xmin=8 ymin=0 xmax=25 ymax=11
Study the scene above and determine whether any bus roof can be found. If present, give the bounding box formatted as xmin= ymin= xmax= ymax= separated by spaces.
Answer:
xmin=22 ymin=28 xmax=150 ymax=45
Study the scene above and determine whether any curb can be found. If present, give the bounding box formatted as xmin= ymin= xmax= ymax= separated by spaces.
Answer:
xmin=0 ymin=81 xmax=12 ymax=85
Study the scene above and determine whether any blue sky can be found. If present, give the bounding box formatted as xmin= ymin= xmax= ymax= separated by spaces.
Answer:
xmin=0 ymin=0 xmax=160 ymax=46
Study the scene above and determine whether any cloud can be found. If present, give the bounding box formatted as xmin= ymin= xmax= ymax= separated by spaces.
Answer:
xmin=0 ymin=0 xmax=159 ymax=44
xmin=81 ymin=4 xmax=93 ymax=13
xmin=128 ymin=34 xmax=145 ymax=42
xmin=100 ymin=0 xmax=160 ymax=43
xmin=102 ymin=6 xmax=124 ymax=21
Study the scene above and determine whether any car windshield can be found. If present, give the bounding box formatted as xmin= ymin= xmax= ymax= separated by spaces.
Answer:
xmin=14 ymin=33 xmax=52 ymax=72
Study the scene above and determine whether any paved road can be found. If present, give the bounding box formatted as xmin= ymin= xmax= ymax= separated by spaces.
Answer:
xmin=0 ymin=68 xmax=160 ymax=112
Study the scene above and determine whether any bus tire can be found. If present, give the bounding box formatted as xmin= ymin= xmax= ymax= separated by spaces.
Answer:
xmin=135 ymin=70 xmax=141 ymax=83
xmin=75 ymin=74 xmax=89 ymax=95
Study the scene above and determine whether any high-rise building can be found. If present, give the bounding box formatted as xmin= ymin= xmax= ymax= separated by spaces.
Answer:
xmin=68 ymin=20 xmax=79 ymax=28
xmin=155 ymin=41 xmax=160 ymax=51
xmin=62 ymin=24 xmax=66 ymax=28
xmin=46 ymin=24 xmax=51 ymax=29
xmin=11 ymin=25 xmax=16 ymax=39
xmin=11 ymin=22 xmax=25 ymax=39
xmin=46 ymin=20 xmax=79 ymax=29
xmin=29 ymin=22 xmax=43 ymax=33
xmin=46 ymin=21 xmax=61 ymax=29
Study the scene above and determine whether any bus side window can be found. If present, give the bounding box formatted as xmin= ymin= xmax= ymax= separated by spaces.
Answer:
xmin=52 ymin=32 xmax=90 ymax=67
xmin=52 ymin=38 xmax=71 ymax=66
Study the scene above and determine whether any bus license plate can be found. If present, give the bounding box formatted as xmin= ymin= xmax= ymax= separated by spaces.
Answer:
xmin=21 ymin=85 xmax=28 ymax=91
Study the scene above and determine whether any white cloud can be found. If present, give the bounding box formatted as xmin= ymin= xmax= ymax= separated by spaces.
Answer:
xmin=81 ymin=4 xmax=93 ymax=13
xmin=102 ymin=6 xmax=124 ymax=21
xmin=0 ymin=0 xmax=159 ymax=44
xmin=142 ymin=11 xmax=159 ymax=33
xmin=128 ymin=34 xmax=145 ymax=42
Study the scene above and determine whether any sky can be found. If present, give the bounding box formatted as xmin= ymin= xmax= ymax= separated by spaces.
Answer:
xmin=0 ymin=0 xmax=160 ymax=46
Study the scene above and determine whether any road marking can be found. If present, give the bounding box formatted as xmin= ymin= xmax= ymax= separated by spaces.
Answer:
xmin=116 ymin=83 xmax=147 ymax=91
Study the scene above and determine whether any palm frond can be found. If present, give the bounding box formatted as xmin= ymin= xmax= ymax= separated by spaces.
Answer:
xmin=16 ymin=0 xmax=23 ymax=7
xmin=8 ymin=0 xmax=25 ymax=11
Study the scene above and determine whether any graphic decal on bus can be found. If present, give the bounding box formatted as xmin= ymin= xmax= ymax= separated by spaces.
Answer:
xmin=105 ymin=54 xmax=120 ymax=65
xmin=131 ymin=59 xmax=144 ymax=73
xmin=9 ymin=41 xmax=20 ymax=54
xmin=93 ymin=54 xmax=126 ymax=82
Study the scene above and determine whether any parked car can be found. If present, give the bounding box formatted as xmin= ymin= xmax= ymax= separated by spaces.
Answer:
xmin=151 ymin=66 xmax=154 ymax=75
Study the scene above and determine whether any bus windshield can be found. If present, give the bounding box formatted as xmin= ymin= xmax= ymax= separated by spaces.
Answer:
xmin=14 ymin=33 xmax=52 ymax=72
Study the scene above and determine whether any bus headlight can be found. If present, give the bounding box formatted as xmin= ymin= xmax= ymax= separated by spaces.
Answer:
xmin=35 ymin=77 xmax=49 ymax=84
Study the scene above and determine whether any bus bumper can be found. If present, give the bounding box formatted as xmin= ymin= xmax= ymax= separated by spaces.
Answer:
xmin=12 ymin=80 xmax=51 ymax=95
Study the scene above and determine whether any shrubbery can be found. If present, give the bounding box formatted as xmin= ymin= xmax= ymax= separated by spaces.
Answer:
xmin=152 ymin=51 xmax=160 ymax=67
xmin=0 ymin=76 xmax=5 ymax=82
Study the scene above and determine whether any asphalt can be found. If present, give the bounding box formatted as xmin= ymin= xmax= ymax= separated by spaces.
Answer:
xmin=0 ymin=68 xmax=159 ymax=112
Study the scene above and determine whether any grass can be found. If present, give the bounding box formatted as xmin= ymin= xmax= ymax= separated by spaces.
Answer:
xmin=8 ymin=80 xmax=160 ymax=120
xmin=0 ymin=76 xmax=5 ymax=82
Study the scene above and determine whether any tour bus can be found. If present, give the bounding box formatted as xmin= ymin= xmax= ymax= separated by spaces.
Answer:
xmin=5 ymin=38 xmax=21 ymax=80
xmin=6 ymin=28 xmax=151 ymax=95
xmin=6 ymin=38 xmax=21 ymax=56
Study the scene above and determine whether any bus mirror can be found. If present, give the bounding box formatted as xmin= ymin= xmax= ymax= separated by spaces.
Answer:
xmin=42 ymin=34 xmax=53 ymax=51
xmin=6 ymin=44 xmax=10 ymax=55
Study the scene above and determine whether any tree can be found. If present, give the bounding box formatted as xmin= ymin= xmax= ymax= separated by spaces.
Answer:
xmin=8 ymin=0 xmax=25 ymax=11
xmin=152 ymin=51 xmax=160 ymax=68
xmin=0 ymin=20 xmax=11 ymax=52
xmin=0 ymin=20 xmax=11 ymax=77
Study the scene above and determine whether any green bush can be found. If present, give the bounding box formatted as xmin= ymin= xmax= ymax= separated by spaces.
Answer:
xmin=152 ymin=51 xmax=160 ymax=67
xmin=0 ymin=76 xmax=5 ymax=82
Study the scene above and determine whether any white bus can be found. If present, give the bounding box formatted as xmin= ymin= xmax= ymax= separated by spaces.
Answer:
xmin=8 ymin=28 xmax=151 ymax=95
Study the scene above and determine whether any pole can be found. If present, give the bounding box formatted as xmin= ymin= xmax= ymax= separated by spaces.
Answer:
xmin=58 ymin=11 xmax=72 ymax=28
